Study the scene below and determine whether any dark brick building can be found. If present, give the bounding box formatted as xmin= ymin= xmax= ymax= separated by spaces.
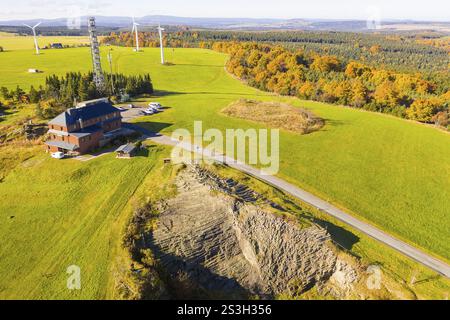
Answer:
xmin=45 ymin=98 xmax=122 ymax=155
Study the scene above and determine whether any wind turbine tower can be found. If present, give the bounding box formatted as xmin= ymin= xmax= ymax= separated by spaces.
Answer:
xmin=23 ymin=22 xmax=41 ymax=55
xmin=157 ymin=24 xmax=165 ymax=64
xmin=132 ymin=17 xmax=140 ymax=52
xmin=88 ymin=17 xmax=105 ymax=91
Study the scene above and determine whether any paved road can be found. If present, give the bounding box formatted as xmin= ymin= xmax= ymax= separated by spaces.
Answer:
xmin=127 ymin=124 xmax=450 ymax=278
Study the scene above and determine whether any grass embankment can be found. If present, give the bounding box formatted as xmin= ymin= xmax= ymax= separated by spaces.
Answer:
xmin=222 ymin=99 xmax=324 ymax=134
xmin=108 ymin=143 xmax=179 ymax=300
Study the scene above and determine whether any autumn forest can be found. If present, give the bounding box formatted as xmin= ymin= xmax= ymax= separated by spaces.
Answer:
xmin=102 ymin=30 xmax=450 ymax=127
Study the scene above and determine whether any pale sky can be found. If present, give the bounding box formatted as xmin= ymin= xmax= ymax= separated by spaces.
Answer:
xmin=0 ymin=0 xmax=449 ymax=21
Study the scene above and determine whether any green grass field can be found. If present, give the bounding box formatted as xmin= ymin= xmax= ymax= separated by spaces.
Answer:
xmin=0 ymin=145 xmax=172 ymax=299
xmin=0 ymin=37 xmax=449 ymax=299
xmin=0 ymin=35 xmax=90 ymax=51
xmin=0 ymin=43 xmax=449 ymax=260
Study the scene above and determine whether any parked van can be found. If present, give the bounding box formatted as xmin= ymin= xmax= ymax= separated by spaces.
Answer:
xmin=51 ymin=152 xmax=65 ymax=159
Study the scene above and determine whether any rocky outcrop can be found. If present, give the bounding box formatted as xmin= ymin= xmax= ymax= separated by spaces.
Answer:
xmin=149 ymin=165 xmax=338 ymax=299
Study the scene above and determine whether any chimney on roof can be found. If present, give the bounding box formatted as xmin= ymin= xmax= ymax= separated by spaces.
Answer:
xmin=76 ymin=98 xmax=109 ymax=108
xmin=78 ymin=118 xmax=84 ymax=130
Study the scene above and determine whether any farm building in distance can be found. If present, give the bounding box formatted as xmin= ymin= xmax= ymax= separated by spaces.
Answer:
xmin=44 ymin=98 xmax=125 ymax=155
xmin=50 ymin=43 xmax=63 ymax=49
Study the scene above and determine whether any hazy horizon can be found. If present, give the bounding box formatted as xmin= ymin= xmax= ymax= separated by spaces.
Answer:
xmin=0 ymin=0 xmax=449 ymax=22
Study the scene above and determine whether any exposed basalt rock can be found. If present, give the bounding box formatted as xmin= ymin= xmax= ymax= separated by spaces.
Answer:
xmin=324 ymin=259 xmax=359 ymax=298
xmin=233 ymin=204 xmax=337 ymax=296
xmin=149 ymin=165 xmax=338 ymax=299
xmin=192 ymin=166 xmax=286 ymax=211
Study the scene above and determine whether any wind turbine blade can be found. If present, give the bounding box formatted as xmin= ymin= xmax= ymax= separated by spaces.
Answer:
xmin=33 ymin=22 xmax=42 ymax=28
xmin=23 ymin=23 xmax=32 ymax=29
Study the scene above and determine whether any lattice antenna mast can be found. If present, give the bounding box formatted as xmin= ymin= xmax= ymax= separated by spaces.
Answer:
xmin=88 ymin=17 xmax=105 ymax=91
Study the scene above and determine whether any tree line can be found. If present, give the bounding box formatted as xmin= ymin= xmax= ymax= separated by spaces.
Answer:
xmin=211 ymin=42 xmax=449 ymax=126
xmin=197 ymin=31 xmax=449 ymax=75
xmin=101 ymin=30 xmax=449 ymax=75
xmin=102 ymin=31 xmax=201 ymax=49
xmin=101 ymin=30 xmax=449 ymax=104
xmin=0 ymin=72 xmax=153 ymax=119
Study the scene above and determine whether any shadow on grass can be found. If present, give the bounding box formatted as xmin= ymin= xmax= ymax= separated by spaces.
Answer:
xmin=275 ymin=192 xmax=359 ymax=251
xmin=311 ymin=217 xmax=360 ymax=252
xmin=136 ymin=148 xmax=150 ymax=158
xmin=153 ymin=89 xmax=267 ymax=98
xmin=132 ymin=121 xmax=174 ymax=134
xmin=321 ymin=119 xmax=348 ymax=128
xmin=153 ymin=90 xmax=187 ymax=97
xmin=174 ymin=63 xmax=224 ymax=68
xmin=0 ymin=108 xmax=17 ymax=122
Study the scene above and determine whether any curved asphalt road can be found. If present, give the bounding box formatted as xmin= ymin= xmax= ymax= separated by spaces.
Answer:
xmin=128 ymin=124 xmax=450 ymax=278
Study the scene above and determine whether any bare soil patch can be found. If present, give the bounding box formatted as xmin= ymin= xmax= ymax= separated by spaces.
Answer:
xmin=222 ymin=99 xmax=325 ymax=134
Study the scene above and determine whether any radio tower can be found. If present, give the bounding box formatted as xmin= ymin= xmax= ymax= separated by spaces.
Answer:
xmin=88 ymin=17 xmax=105 ymax=91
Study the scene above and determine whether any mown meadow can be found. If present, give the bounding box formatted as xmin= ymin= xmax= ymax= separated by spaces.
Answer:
xmin=0 ymin=36 xmax=449 ymax=298
xmin=0 ymin=144 xmax=172 ymax=299
xmin=1 ymin=37 xmax=449 ymax=261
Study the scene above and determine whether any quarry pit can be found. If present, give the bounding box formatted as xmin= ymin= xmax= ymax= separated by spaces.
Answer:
xmin=148 ymin=166 xmax=343 ymax=299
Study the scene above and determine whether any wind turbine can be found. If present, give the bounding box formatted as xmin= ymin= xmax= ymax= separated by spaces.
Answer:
xmin=131 ymin=17 xmax=140 ymax=52
xmin=157 ymin=24 xmax=165 ymax=64
xmin=23 ymin=22 xmax=41 ymax=55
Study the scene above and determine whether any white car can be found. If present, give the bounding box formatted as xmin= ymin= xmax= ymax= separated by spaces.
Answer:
xmin=149 ymin=102 xmax=163 ymax=109
xmin=148 ymin=106 xmax=160 ymax=113
xmin=143 ymin=109 xmax=155 ymax=115
xmin=51 ymin=152 xmax=65 ymax=159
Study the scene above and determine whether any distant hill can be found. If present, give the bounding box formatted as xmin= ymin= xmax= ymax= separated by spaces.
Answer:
xmin=0 ymin=15 xmax=449 ymax=33
xmin=0 ymin=15 xmax=283 ymax=28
